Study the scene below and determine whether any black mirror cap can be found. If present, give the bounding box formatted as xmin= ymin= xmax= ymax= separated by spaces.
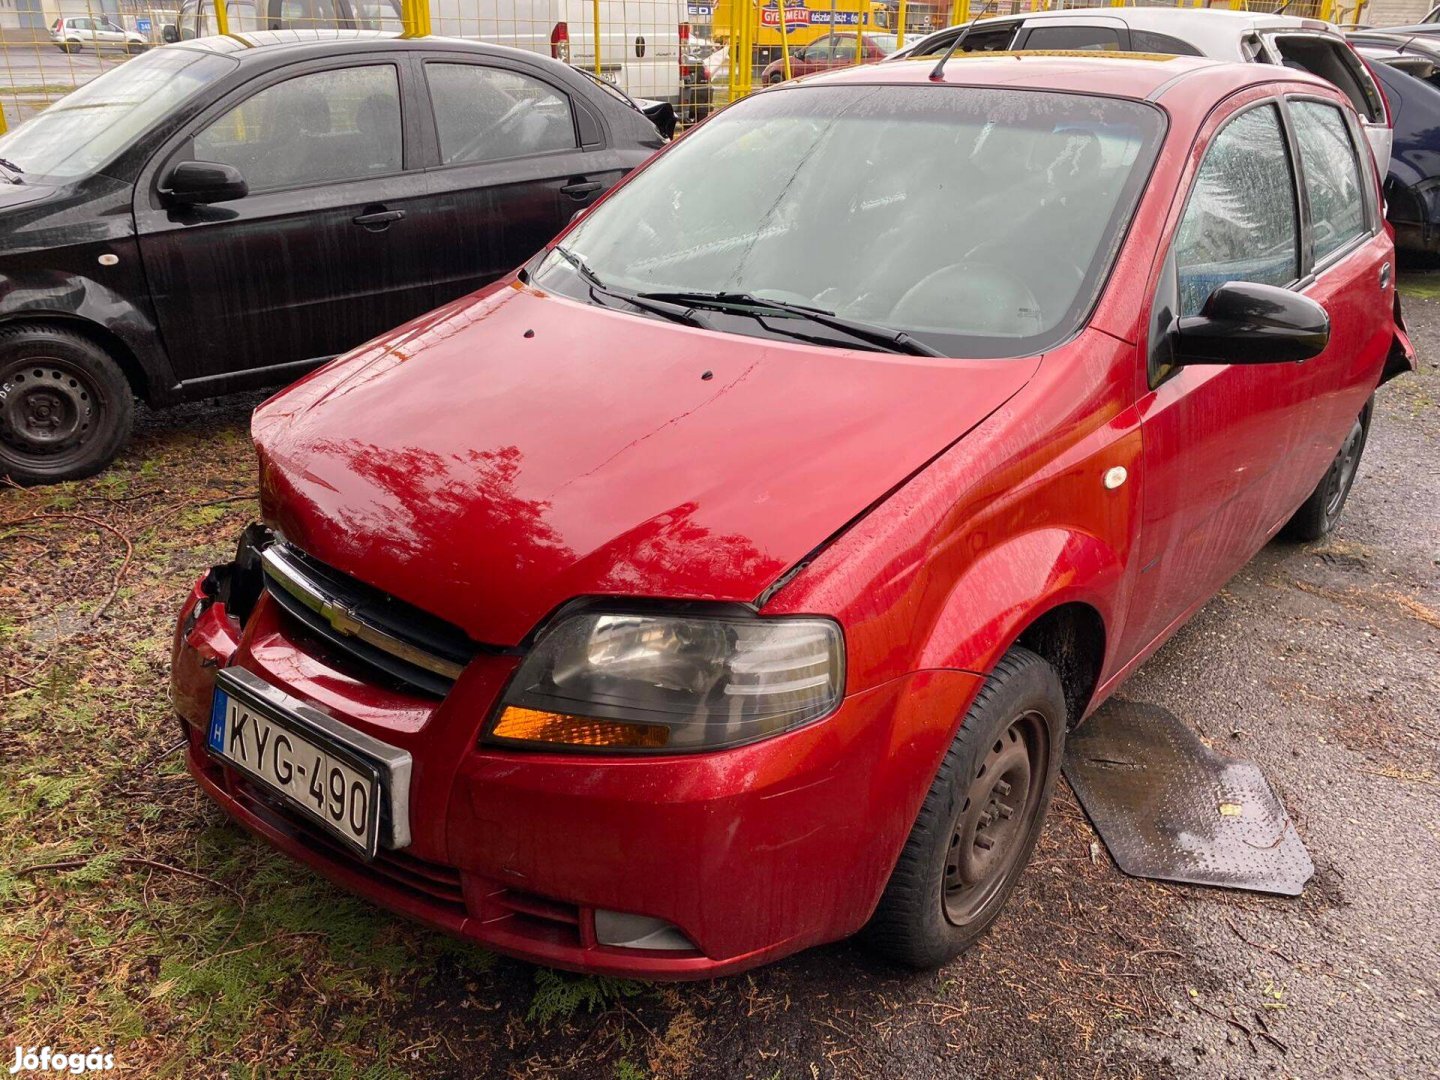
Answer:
xmin=161 ymin=160 xmax=248 ymax=206
xmin=1174 ymin=281 xmax=1329 ymax=366
xmin=161 ymin=23 xmax=179 ymax=42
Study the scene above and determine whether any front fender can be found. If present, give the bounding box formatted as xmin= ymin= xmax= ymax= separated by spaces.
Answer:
xmin=914 ymin=527 xmax=1127 ymax=679
xmin=0 ymin=263 xmax=174 ymax=399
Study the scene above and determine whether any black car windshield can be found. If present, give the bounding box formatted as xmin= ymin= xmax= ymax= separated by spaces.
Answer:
xmin=0 ymin=47 xmax=237 ymax=182
xmin=535 ymin=84 xmax=1164 ymax=357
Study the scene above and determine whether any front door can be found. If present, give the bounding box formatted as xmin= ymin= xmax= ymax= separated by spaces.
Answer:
xmin=135 ymin=57 xmax=437 ymax=390
xmin=416 ymin=57 xmax=629 ymax=302
xmin=1122 ymin=97 xmax=1315 ymax=659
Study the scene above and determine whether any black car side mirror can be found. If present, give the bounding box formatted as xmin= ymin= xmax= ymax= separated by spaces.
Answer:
xmin=161 ymin=160 xmax=249 ymax=206
xmin=161 ymin=23 xmax=179 ymax=43
xmin=1174 ymin=281 xmax=1329 ymax=366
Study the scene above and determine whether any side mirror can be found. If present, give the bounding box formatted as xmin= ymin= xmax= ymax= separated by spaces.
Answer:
xmin=1173 ymin=281 xmax=1329 ymax=366
xmin=161 ymin=160 xmax=248 ymax=206
xmin=161 ymin=23 xmax=179 ymax=43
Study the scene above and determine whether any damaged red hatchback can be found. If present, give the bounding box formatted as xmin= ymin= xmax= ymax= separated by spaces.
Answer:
xmin=171 ymin=53 xmax=1414 ymax=978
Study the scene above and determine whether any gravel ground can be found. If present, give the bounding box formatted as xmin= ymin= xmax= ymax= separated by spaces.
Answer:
xmin=1109 ymin=289 xmax=1440 ymax=1080
xmin=2 ymin=287 xmax=1436 ymax=1080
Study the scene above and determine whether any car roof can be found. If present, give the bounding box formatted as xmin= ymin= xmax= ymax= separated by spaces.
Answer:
xmin=164 ymin=28 xmax=529 ymax=61
xmin=794 ymin=50 xmax=1333 ymax=104
xmin=916 ymin=7 xmax=1339 ymax=60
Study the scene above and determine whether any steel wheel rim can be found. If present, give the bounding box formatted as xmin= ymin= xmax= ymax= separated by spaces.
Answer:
xmin=1323 ymin=417 xmax=1365 ymax=521
xmin=0 ymin=356 xmax=101 ymax=470
xmin=943 ymin=709 xmax=1048 ymax=926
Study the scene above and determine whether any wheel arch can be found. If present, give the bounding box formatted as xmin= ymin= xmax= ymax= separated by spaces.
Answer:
xmin=913 ymin=526 xmax=1125 ymax=726
xmin=0 ymin=312 xmax=151 ymax=401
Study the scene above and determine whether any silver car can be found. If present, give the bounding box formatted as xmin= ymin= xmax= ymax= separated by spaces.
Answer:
xmin=890 ymin=8 xmax=1392 ymax=172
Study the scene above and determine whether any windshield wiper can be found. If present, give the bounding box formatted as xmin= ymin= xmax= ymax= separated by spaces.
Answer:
xmin=0 ymin=158 xmax=23 ymax=183
xmin=635 ymin=291 xmax=945 ymax=357
xmin=551 ymin=247 xmax=712 ymax=330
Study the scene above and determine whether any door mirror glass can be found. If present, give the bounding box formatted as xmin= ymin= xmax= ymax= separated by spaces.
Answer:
xmin=162 ymin=159 xmax=249 ymax=205
xmin=1173 ymin=281 xmax=1329 ymax=366
xmin=161 ymin=23 xmax=180 ymax=42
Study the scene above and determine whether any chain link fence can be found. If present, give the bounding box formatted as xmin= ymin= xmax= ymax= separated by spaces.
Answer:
xmin=0 ymin=0 xmax=1377 ymax=135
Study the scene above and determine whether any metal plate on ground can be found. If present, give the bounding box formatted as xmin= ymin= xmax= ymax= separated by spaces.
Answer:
xmin=1063 ymin=700 xmax=1313 ymax=896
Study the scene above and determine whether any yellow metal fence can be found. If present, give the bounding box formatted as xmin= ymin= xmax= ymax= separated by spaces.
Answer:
xmin=0 ymin=0 xmax=1376 ymax=136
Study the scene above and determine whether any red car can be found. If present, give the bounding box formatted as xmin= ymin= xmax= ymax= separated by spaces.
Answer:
xmin=172 ymin=53 xmax=1413 ymax=979
xmin=760 ymin=30 xmax=900 ymax=83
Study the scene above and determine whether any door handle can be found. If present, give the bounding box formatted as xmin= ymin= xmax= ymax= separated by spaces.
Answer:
xmin=1379 ymin=261 xmax=1392 ymax=290
xmin=560 ymin=179 xmax=604 ymax=199
xmin=353 ymin=208 xmax=405 ymax=229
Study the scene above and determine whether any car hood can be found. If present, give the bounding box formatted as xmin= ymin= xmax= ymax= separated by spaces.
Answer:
xmin=253 ymin=282 xmax=1040 ymax=645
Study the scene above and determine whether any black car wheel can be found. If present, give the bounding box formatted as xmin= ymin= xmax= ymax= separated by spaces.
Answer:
xmin=1279 ymin=397 xmax=1373 ymax=543
xmin=0 ymin=325 xmax=134 ymax=485
xmin=863 ymin=646 xmax=1065 ymax=969
xmin=768 ymin=72 xmax=785 ymax=84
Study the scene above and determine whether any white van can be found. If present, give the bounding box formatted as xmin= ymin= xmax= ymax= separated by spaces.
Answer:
xmin=165 ymin=0 xmax=682 ymax=102
xmin=430 ymin=0 xmax=684 ymax=102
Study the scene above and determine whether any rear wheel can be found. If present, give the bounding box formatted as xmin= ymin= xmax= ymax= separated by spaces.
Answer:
xmin=0 ymin=325 xmax=134 ymax=485
xmin=1279 ymin=398 xmax=1372 ymax=542
xmin=863 ymin=647 xmax=1066 ymax=969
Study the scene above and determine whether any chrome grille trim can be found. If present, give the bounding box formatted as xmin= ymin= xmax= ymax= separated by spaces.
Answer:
xmin=261 ymin=543 xmax=476 ymax=695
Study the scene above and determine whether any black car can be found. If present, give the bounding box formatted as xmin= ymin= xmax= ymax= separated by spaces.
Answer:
xmin=1350 ymin=48 xmax=1440 ymax=260
xmin=0 ymin=31 xmax=666 ymax=484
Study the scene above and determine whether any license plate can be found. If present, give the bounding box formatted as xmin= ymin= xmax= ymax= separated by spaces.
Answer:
xmin=208 ymin=676 xmax=384 ymax=858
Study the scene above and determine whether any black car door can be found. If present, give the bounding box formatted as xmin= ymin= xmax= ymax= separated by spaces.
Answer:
xmin=133 ymin=54 xmax=437 ymax=389
xmin=413 ymin=54 xmax=630 ymax=301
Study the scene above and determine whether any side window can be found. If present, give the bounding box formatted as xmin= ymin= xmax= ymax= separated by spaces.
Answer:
xmin=800 ymin=40 xmax=832 ymax=63
xmin=1022 ymin=25 xmax=1122 ymax=52
xmin=940 ymin=24 xmax=1017 ymax=54
xmin=193 ymin=65 xmax=403 ymax=191
xmin=1130 ymin=29 xmax=1201 ymax=57
xmin=832 ymin=36 xmax=858 ymax=63
xmin=1290 ymin=100 xmax=1367 ymax=264
xmin=1173 ymin=104 xmax=1298 ymax=318
xmin=426 ymin=64 xmax=576 ymax=166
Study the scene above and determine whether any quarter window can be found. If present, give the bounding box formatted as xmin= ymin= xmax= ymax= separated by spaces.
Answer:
xmin=1129 ymin=29 xmax=1201 ymax=57
xmin=1174 ymin=104 xmax=1298 ymax=318
xmin=193 ymin=65 xmax=403 ymax=191
xmin=425 ymin=64 xmax=576 ymax=165
xmin=1290 ymin=100 xmax=1367 ymax=264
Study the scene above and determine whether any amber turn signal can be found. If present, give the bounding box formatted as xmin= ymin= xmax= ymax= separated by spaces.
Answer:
xmin=490 ymin=706 xmax=670 ymax=749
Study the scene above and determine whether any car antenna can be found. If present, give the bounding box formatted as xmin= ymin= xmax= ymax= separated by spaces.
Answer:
xmin=930 ymin=0 xmax=996 ymax=82
xmin=1273 ymin=0 xmax=1293 ymax=14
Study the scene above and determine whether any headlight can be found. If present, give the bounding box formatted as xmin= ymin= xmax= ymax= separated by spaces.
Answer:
xmin=486 ymin=610 xmax=844 ymax=753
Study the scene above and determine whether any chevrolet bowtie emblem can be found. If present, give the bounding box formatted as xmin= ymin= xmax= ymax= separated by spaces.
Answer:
xmin=320 ymin=600 xmax=364 ymax=638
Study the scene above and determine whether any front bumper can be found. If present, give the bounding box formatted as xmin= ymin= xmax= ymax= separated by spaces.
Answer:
xmin=172 ymin=574 xmax=982 ymax=978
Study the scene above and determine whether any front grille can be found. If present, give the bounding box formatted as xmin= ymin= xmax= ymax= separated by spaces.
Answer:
xmin=231 ymin=777 xmax=468 ymax=916
xmin=261 ymin=541 xmax=480 ymax=697
xmin=484 ymin=888 xmax=584 ymax=948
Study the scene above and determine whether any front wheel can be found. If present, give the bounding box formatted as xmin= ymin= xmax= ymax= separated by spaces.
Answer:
xmin=0 ymin=324 xmax=135 ymax=485
xmin=1278 ymin=398 xmax=1373 ymax=543
xmin=863 ymin=647 xmax=1066 ymax=969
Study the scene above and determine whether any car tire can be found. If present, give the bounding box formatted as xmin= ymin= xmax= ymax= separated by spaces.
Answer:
xmin=863 ymin=646 xmax=1066 ymax=969
xmin=0 ymin=324 xmax=135 ymax=486
xmin=1278 ymin=397 xmax=1373 ymax=543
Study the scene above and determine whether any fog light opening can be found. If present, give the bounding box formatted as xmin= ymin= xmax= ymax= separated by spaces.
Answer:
xmin=594 ymin=910 xmax=697 ymax=952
